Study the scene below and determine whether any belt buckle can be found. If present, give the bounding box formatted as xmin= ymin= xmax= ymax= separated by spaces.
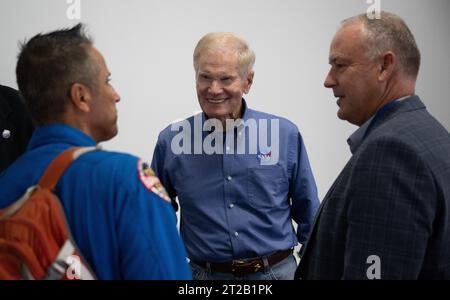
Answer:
xmin=253 ymin=262 xmax=262 ymax=273
xmin=231 ymin=259 xmax=262 ymax=274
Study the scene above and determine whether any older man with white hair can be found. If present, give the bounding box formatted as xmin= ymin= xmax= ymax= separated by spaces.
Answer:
xmin=152 ymin=32 xmax=319 ymax=280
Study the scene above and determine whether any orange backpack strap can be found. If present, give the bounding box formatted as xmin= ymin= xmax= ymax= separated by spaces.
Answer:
xmin=39 ymin=147 xmax=99 ymax=191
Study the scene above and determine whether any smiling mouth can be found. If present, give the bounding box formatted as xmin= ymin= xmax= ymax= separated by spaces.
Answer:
xmin=207 ymin=98 xmax=227 ymax=104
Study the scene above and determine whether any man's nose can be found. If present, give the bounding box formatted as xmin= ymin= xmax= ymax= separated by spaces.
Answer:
xmin=208 ymin=80 xmax=223 ymax=94
xmin=324 ymin=70 xmax=336 ymax=88
xmin=112 ymin=86 xmax=120 ymax=102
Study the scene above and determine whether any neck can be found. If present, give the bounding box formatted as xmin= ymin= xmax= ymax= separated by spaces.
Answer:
xmin=355 ymin=76 xmax=416 ymax=126
xmin=383 ymin=77 xmax=415 ymax=103
xmin=372 ymin=76 xmax=416 ymax=119
xmin=60 ymin=113 xmax=98 ymax=142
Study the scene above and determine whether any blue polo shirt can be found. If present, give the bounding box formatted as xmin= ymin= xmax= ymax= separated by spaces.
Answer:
xmin=152 ymin=100 xmax=320 ymax=262
xmin=0 ymin=124 xmax=191 ymax=279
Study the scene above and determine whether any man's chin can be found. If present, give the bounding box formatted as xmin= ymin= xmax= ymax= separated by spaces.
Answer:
xmin=112 ymin=125 xmax=119 ymax=137
xmin=337 ymin=111 xmax=354 ymax=124
xmin=337 ymin=109 xmax=346 ymax=120
xmin=203 ymin=110 xmax=228 ymax=120
xmin=337 ymin=112 xmax=360 ymax=126
xmin=104 ymin=126 xmax=119 ymax=142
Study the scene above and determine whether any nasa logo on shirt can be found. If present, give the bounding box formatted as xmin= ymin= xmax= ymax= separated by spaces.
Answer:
xmin=257 ymin=149 xmax=273 ymax=165
xmin=137 ymin=159 xmax=171 ymax=203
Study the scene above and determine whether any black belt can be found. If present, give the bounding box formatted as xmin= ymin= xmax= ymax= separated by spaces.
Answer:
xmin=193 ymin=249 xmax=292 ymax=276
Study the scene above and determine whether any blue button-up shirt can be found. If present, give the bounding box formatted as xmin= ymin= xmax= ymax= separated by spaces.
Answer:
xmin=152 ymin=101 xmax=319 ymax=262
xmin=0 ymin=124 xmax=191 ymax=279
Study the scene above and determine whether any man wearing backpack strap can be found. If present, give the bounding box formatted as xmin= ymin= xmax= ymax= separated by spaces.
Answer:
xmin=0 ymin=23 xmax=191 ymax=280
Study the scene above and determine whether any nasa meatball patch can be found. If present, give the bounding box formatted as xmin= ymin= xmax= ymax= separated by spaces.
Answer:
xmin=137 ymin=159 xmax=171 ymax=203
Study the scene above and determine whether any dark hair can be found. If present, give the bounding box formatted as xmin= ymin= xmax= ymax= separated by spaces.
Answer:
xmin=16 ymin=23 xmax=99 ymax=125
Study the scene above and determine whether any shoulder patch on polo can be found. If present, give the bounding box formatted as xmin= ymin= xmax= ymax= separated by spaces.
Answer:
xmin=137 ymin=159 xmax=171 ymax=203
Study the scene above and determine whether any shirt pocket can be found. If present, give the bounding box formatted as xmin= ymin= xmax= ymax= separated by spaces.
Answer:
xmin=247 ymin=165 xmax=288 ymax=209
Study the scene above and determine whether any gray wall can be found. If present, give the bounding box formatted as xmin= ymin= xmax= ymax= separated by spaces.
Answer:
xmin=1 ymin=0 xmax=449 ymax=199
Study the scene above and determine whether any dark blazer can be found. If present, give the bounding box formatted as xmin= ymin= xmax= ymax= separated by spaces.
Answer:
xmin=0 ymin=85 xmax=34 ymax=172
xmin=296 ymin=96 xmax=450 ymax=279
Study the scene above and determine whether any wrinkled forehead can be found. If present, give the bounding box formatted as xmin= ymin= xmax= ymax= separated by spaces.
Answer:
xmin=198 ymin=49 xmax=240 ymax=70
xmin=199 ymin=47 xmax=239 ymax=61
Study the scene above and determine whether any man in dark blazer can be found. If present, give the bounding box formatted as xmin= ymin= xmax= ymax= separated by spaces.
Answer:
xmin=0 ymin=84 xmax=34 ymax=172
xmin=296 ymin=11 xmax=450 ymax=279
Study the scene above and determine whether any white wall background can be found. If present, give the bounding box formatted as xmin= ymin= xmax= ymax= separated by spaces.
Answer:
xmin=1 ymin=0 xmax=449 ymax=200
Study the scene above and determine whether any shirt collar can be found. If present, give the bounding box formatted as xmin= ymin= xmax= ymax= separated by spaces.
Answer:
xmin=347 ymin=95 xmax=410 ymax=154
xmin=27 ymin=124 xmax=97 ymax=150
xmin=347 ymin=115 xmax=373 ymax=154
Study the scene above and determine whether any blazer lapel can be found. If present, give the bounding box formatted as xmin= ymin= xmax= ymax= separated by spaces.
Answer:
xmin=365 ymin=95 xmax=426 ymax=139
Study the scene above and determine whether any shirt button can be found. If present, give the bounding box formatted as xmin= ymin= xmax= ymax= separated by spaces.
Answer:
xmin=226 ymin=146 xmax=230 ymax=151
xmin=229 ymin=203 xmax=234 ymax=209
xmin=2 ymin=129 xmax=11 ymax=139
xmin=226 ymin=176 xmax=232 ymax=181
xmin=234 ymin=232 xmax=239 ymax=237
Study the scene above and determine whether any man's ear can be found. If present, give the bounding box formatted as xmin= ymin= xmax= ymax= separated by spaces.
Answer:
xmin=244 ymin=71 xmax=254 ymax=94
xmin=378 ymin=51 xmax=396 ymax=81
xmin=69 ymin=83 xmax=92 ymax=113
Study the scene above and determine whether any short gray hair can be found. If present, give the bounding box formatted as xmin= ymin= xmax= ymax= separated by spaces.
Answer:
xmin=193 ymin=32 xmax=255 ymax=78
xmin=341 ymin=11 xmax=421 ymax=79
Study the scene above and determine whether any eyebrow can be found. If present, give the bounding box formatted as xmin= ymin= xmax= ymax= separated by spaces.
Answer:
xmin=198 ymin=71 xmax=236 ymax=78
xmin=329 ymin=56 xmax=348 ymax=64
